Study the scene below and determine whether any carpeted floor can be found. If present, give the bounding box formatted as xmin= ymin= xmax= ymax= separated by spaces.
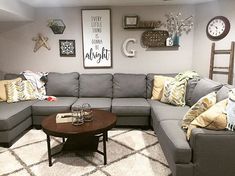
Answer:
xmin=0 ymin=129 xmax=171 ymax=176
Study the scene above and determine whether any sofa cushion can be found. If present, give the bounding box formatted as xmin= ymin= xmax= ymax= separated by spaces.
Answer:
xmin=146 ymin=73 xmax=177 ymax=99
xmin=216 ymin=84 xmax=234 ymax=102
xmin=32 ymin=97 xmax=77 ymax=116
xmin=148 ymin=100 xmax=190 ymax=122
xmin=191 ymin=78 xmax=222 ymax=106
xmin=4 ymin=73 xmax=26 ymax=80
xmin=158 ymin=120 xmax=192 ymax=163
xmin=113 ymin=73 xmax=146 ymax=98
xmin=79 ymin=74 xmax=112 ymax=98
xmin=72 ymin=98 xmax=111 ymax=111
xmin=46 ymin=72 xmax=79 ymax=97
xmin=185 ymin=77 xmax=200 ymax=106
xmin=0 ymin=100 xmax=36 ymax=131
xmin=0 ymin=71 xmax=5 ymax=80
xmin=112 ymin=98 xmax=150 ymax=116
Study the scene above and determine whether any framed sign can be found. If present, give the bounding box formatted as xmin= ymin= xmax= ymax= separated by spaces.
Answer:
xmin=81 ymin=9 xmax=112 ymax=68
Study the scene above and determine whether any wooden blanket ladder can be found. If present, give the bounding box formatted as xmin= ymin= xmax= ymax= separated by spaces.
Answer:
xmin=209 ymin=42 xmax=235 ymax=85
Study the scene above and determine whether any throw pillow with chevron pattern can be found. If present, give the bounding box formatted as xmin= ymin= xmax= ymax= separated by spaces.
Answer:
xmin=5 ymin=80 xmax=37 ymax=103
xmin=161 ymin=79 xmax=187 ymax=106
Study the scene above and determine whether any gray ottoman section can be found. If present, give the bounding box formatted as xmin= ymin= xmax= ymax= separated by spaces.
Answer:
xmin=72 ymin=98 xmax=111 ymax=111
xmin=32 ymin=97 xmax=77 ymax=116
xmin=79 ymin=74 xmax=112 ymax=98
xmin=0 ymin=100 xmax=36 ymax=131
xmin=46 ymin=72 xmax=79 ymax=97
xmin=112 ymin=98 xmax=150 ymax=116
xmin=113 ymin=73 xmax=147 ymax=98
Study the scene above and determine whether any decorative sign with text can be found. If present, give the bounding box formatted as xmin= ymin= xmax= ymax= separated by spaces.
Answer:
xmin=81 ymin=9 xmax=112 ymax=68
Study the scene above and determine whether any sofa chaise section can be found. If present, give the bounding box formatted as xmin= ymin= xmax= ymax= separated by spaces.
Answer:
xmin=0 ymin=100 xmax=37 ymax=146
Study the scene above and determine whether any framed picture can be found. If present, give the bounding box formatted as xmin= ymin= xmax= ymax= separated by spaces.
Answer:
xmin=81 ymin=9 xmax=112 ymax=68
xmin=59 ymin=40 xmax=76 ymax=57
xmin=124 ymin=16 xmax=138 ymax=27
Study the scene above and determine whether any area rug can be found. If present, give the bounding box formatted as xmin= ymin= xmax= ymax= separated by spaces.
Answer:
xmin=0 ymin=129 xmax=171 ymax=176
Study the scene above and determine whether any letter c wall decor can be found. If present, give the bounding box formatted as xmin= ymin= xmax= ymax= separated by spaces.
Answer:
xmin=122 ymin=38 xmax=137 ymax=57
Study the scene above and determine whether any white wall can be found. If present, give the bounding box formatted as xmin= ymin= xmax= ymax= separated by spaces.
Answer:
xmin=0 ymin=0 xmax=34 ymax=21
xmin=193 ymin=0 xmax=235 ymax=84
xmin=0 ymin=5 xmax=195 ymax=74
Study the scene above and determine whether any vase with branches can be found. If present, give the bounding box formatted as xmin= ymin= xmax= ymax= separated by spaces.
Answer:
xmin=165 ymin=12 xmax=193 ymax=45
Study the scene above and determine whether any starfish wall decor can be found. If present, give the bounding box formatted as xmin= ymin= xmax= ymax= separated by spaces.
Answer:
xmin=32 ymin=33 xmax=51 ymax=52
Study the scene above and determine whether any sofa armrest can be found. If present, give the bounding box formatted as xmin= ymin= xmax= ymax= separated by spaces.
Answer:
xmin=189 ymin=128 xmax=235 ymax=176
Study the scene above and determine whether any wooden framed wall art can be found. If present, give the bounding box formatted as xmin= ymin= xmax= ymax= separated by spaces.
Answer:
xmin=81 ymin=9 xmax=112 ymax=68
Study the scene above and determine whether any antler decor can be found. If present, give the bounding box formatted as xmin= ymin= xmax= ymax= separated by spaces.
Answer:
xmin=164 ymin=12 xmax=193 ymax=37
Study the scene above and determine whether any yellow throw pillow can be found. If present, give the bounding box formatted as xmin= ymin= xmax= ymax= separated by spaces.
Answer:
xmin=151 ymin=75 xmax=174 ymax=100
xmin=6 ymin=80 xmax=37 ymax=103
xmin=186 ymin=99 xmax=228 ymax=140
xmin=0 ymin=78 xmax=22 ymax=101
xmin=182 ymin=92 xmax=216 ymax=130
xmin=161 ymin=79 xmax=187 ymax=106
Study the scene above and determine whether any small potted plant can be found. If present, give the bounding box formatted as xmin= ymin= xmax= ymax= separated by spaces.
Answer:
xmin=165 ymin=13 xmax=193 ymax=46
xmin=47 ymin=19 xmax=66 ymax=34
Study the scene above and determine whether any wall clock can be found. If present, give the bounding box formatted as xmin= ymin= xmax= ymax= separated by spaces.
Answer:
xmin=206 ymin=16 xmax=230 ymax=40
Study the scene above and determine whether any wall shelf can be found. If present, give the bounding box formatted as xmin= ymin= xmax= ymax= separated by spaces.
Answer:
xmin=146 ymin=45 xmax=180 ymax=51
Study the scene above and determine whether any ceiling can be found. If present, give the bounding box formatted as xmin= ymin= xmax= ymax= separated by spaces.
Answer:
xmin=21 ymin=0 xmax=218 ymax=7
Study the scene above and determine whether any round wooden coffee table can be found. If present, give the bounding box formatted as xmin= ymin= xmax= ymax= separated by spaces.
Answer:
xmin=41 ymin=109 xmax=117 ymax=167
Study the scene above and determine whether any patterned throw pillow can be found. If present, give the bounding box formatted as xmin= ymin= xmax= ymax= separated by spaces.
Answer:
xmin=186 ymin=99 xmax=228 ymax=140
xmin=6 ymin=80 xmax=37 ymax=103
xmin=161 ymin=79 xmax=187 ymax=106
xmin=151 ymin=75 xmax=174 ymax=100
xmin=0 ymin=77 xmax=22 ymax=101
xmin=181 ymin=92 xmax=216 ymax=130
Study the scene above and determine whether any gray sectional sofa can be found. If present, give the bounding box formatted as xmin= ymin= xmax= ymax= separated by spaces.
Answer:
xmin=1 ymin=71 xmax=235 ymax=176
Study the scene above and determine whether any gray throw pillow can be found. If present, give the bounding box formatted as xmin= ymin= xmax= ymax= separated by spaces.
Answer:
xmin=185 ymin=77 xmax=200 ymax=106
xmin=46 ymin=72 xmax=79 ymax=97
xmin=146 ymin=73 xmax=177 ymax=99
xmin=113 ymin=73 xmax=146 ymax=98
xmin=216 ymin=84 xmax=234 ymax=102
xmin=191 ymin=78 xmax=223 ymax=106
xmin=79 ymin=74 xmax=113 ymax=98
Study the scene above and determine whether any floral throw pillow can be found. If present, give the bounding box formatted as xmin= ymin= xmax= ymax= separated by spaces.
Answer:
xmin=6 ymin=80 xmax=37 ymax=103
xmin=181 ymin=92 xmax=216 ymax=130
xmin=161 ymin=79 xmax=187 ymax=106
